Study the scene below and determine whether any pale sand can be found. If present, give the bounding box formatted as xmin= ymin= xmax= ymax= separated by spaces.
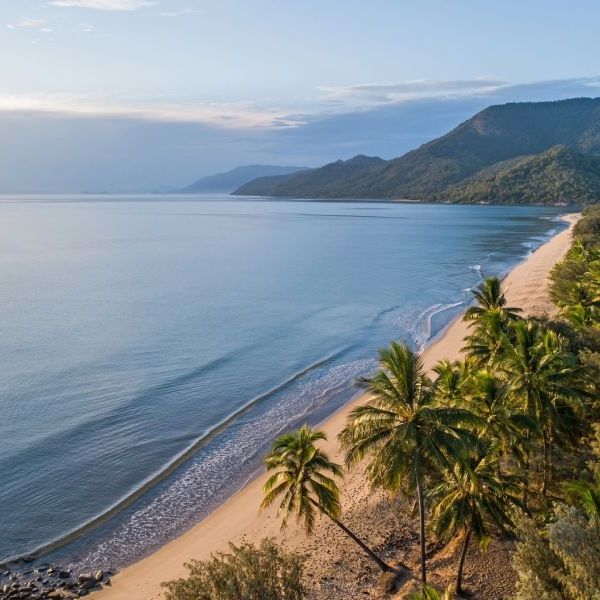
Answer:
xmin=97 ymin=213 xmax=579 ymax=600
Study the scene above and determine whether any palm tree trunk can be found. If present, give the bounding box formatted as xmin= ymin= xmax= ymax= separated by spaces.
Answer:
xmin=523 ymin=453 xmax=530 ymax=509
xmin=416 ymin=470 xmax=427 ymax=585
xmin=542 ymin=431 xmax=549 ymax=496
xmin=522 ymin=432 xmax=531 ymax=510
xmin=455 ymin=527 xmax=472 ymax=595
xmin=548 ymin=439 xmax=554 ymax=488
xmin=308 ymin=498 xmax=397 ymax=572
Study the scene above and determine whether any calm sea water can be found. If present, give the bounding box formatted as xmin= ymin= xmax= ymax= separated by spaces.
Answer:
xmin=0 ymin=196 xmax=566 ymax=568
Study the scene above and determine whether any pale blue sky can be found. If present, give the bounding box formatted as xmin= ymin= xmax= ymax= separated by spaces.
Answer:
xmin=1 ymin=0 xmax=600 ymax=191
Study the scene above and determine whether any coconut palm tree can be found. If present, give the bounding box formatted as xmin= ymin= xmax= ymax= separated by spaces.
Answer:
xmin=567 ymin=476 xmax=600 ymax=522
xmin=339 ymin=342 xmax=481 ymax=585
xmin=465 ymin=369 xmax=536 ymax=467
xmin=561 ymin=302 xmax=598 ymax=328
xmin=429 ymin=444 xmax=522 ymax=594
xmin=464 ymin=276 xmax=522 ymax=322
xmin=432 ymin=359 xmax=470 ymax=405
xmin=261 ymin=425 xmax=395 ymax=573
xmin=499 ymin=321 xmax=584 ymax=497
xmin=463 ymin=277 xmax=522 ymax=369
xmin=462 ymin=309 xmax=511 ymax=368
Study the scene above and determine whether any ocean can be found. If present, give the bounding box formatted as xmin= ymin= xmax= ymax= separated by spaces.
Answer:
xmin=0 ymin=196 xmax=567 ymax=569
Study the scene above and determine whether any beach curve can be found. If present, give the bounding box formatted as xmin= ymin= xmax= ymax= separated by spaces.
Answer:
xmin=96 ymin=213 xmax=580 ymax=600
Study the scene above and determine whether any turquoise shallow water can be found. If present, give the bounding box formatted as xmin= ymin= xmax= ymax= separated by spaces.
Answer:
xmin=0 ymin=196 xmax=567 ymax=568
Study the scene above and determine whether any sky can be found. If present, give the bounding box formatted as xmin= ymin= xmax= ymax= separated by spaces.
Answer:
xmin=1 ymin=0 xmax=600 ymax=192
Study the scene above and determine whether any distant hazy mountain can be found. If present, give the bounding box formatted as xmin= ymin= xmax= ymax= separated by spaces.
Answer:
xmin=235 ymin=155 xmax=384 ymax=197
xmin=177 ymin=165 xmax=307 ymax=194
xmin=233 ymin=98 xmax=600 ymax=204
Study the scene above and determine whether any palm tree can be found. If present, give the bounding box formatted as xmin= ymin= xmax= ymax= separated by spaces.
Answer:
xmin=339 ymin=342 xmax=480 ymax=585
xmin=499 ymin=321 xmax=584 ymax=497
xmin=465 ymin=369 xmax=536 ymax=467
xmin=464 ymin=276 xmax=522 ymax=322
xmin=567 ymin=476 xmax=600 ymax=522
xmin=429 ymin=444 xmax=522 ymax=594
xmin=261 ymin=425 xmax=394 ymax=573
xmin=432 ymin=359 xmax=470 ymax=405
xmin=408 ymin=584 xmax=453 ymax=600
xmin=462 ymin=309 xmax=511 ymax=368
xmin=463 ymin=277 xmax=521 ymax=369
xmin=562 ymin=302 xmax=598 ymax=328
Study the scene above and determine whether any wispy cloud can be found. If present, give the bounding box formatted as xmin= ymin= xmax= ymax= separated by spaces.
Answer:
xmin=158 ymin=7 xmax=202 ymax=17
xmin=7 ymin=16 xmax=46 ymax=29
xmin=72 ymin=23 xmax=95 ymax=32
xmin=49 ymin=0 xmax=156 ymax=10
xmin=0 ymin=93 xmax=300 ymax=129
xmin=1 ymin=77 xmax=599 ymax=131
xmin=7 ymin=15 xmax=91 ymax=38
xmin=319 ymin=78 xmax=509 ymax=109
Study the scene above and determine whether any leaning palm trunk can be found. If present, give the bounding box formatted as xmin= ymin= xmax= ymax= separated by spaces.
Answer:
xmin=262 ymin=426 xmax=402 ymax=579
xmin=308 ymin=498 xmax=395 ymax=572
xmin=455 ymin=528 xmax=472 ymax=594
xmin=415 ymin=461 xmax=427 ymax=585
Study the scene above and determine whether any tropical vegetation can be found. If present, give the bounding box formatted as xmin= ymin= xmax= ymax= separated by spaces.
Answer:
xmin=161 ymin=539 xmax=305 ymax=600
xmin=338 ymin=342 xmax=480 ymax=585
xmin=408 ymin=584 xmax=453 ymax=600
xmin=261 ymin=425 xmax=394 ymax=573
xmin=166 ymin=207 xmax=600 ymax=598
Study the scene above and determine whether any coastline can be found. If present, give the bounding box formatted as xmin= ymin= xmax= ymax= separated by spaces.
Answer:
xmin=97 ymin=213 xmax=579 ymax=600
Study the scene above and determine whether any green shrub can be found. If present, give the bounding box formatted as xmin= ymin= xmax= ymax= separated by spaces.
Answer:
xmin=161 ymin=539 xmax=304 ymax=600
xmin=407 ymin=584 xmax=453 ymax=599
xmin=512 ymin=506 xmax=600 ymax=599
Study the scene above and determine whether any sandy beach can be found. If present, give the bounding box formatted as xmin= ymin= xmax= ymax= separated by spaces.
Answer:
xmin=97 ymin=213 xmax=579 ymax=600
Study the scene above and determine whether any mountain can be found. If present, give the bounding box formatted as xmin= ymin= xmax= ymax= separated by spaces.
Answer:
xmin=233 ymin=98 xmax=600 ymax=204
xmin=234 ymin=155 xmax=384 ymax=197
xmin=439 ymin=145 xmax=600 ymax=204
xmin=177 ymin=165 xmax=307 ymax=194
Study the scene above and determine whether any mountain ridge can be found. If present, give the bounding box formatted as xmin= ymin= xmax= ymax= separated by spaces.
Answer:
xmin=233 ymin=98 xmax=600 ymax=204
xmin=235 ymin=155 xmax=384 ymax=197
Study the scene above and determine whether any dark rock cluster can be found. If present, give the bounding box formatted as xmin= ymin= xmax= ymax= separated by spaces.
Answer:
xmin=0 ymin=563 xmax=111 ymax=600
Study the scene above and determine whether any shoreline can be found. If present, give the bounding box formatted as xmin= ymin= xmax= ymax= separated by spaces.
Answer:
xmin=26 ymin=216 xmax=564 ymax=567
xmin=96 ymin=212 xmax=579 ymax=600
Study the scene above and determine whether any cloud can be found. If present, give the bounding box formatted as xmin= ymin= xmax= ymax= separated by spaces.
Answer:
xmin=0 ymin=77 xmax=598 ymax=134
xmin=72 ymin=23 xmax=95 ymax=32
xmin=318 ymin=78 xmax=509 ymax=109
xmin=7 ymin=16 xmax=46 ymax=29
xmin=49 ymin=0 xmax=156 ymax=10
xmin=0 ymin=93 xmax=301 ymax=129
xmin=158 ymin=8 xmax=202 ymax=17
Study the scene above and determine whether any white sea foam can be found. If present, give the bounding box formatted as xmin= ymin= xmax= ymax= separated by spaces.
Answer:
xmin=66 ymin=354 xmax=378 ymax=570
xmin=469 ymin=263 xmax=483 ymax=279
